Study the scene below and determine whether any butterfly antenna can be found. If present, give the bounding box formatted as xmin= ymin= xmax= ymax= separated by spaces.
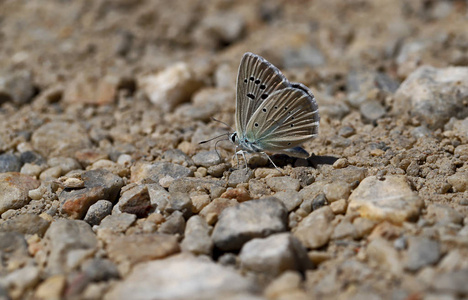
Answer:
xmin=213 ymin=138 xmax=229 ymax=160
xmin=210 ymin=117 xmax=234 ymax=132
xmin=199 ymin=133 xmax=230 ymax=144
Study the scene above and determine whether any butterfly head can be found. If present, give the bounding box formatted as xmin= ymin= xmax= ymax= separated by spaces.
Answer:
xmin=229 ymin=132 xmax=239 ymax=145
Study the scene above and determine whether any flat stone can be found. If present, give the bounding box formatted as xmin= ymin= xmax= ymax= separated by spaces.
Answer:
xmin=104 ymin=253 xmax=258 ymax=300
xmin=293 ymin=206 xmax=335 ymax=249
xmin=47 ymin=157 xmax=82 ymax=174
xmin=0 ymin=232 xmax=30 ymax=271
xmin=0 ymin=265 xmax=40 ymax=298
xmin=239 ymin=233 xmax=313 ymax=276
xmin=161 ymin=149 xmax=194 ymax=167
xmin=220 ymin=186 xmax=251 ymax=202
xmin=248 ymin=179 xmax=272 ymax=198
xmin=360 ymin=100 xmax=386 ymax=123
xmin=31 ymin=121 xmax=92 ymax=157
xmin=331 ymin=219 xmax=356 ymax=240
xmin=0 ymin=70 xmax=35 ymax=105
xmin=34 ymin=275 xmax=66 ymax=300
xmin=0 ymin=172 xmax=40 ymax=214
xmin=59 ymin=169 xmax=124 ymax=219
xmin=84 ymin=200 xmax=113 ymax=226
xmin=347 ymin=175 xmax=423 ymax=224
xmin=0 ymin=213 xmax=50 ymax=237
xmin=98 ymin=213 xmax=137 ymax=233
xmin=323 ymin=182 xmax=351 ymax=203
xmin=44 ymin=220 xmax=98 ymax=275
xmin=212 ymin=197 xmax=288 ymax=251
xmin=168 ymin=177 xmax=226 ymax=199
xmin=107 ymin=233 xmax=180 ymax=266
xmin=405 ymin=237 xmax=441 ymax=271
xmin=272 ymin=190 xmax=303 ymax=212
xmin=228 ymin=168 xmax=254 ymax=187
xmin=394 ymin=65 xmax=468 ymax=129
xmin=63 ymin=74 xmax=120 ymax=105
xmin=192 ymin=150 xmax=222 ymax=168
xmin=0 ymin=153 xmax=22 ymax=172
xmin=426 ymin=203 xmax=463 ymax=225
xmin=181 ymin=215 xmax=213 ymax=255
xmin=131 ymin=161 xmax=194 ymax=184
xmin=266 ymin=176 xmax=301 ymax=192
xmin=433 ymin=269 xmax=468 ymax=294
xmin=330 ymin=199 xmax=348 ymax=215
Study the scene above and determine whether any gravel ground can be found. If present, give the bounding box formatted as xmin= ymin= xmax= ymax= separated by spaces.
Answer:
xmin=0 ymin=0 xmax=467 ymax=299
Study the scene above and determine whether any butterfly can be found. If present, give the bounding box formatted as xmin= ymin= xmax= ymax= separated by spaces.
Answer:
xmin=228 ymin=52 xmax=320 ymax=170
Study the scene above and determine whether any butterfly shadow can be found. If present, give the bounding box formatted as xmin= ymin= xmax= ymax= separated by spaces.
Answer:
xmin=266 ymin=153 xmax=340 ymax=169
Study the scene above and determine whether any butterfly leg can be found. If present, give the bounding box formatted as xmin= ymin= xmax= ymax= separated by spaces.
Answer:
xmin=261 ymin=152 xmax=283 ymax=174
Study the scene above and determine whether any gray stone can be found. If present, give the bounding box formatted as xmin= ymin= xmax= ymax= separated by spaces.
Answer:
xmin=348 ymin=175 xmax=423 ymax=224
xmin=283 ymin=45 xmax=325 ymax=69
xmin=131 ymin=161 xmax=194 ymax=184
xmin=192 ymin=150 xmax=223 ymax=168
xmin=165 ymin=192 xmax=193 ymax=218
xmin=272 ymin=190 xmax=303 ymax=212
xmin=161 ymin=149 xmax=194 ymax=167
xmin=194 ymin=12 xmax=245 ymax=49
xmin=31 ymin=121 xmax=92 ymax=157
xmin=0 ymin=232 xmax=30 ymax=270
xmin=405 ymin=237 xmax=441 ymax=271
xmin=0 ymin=213 xmax=50 ymax=237
xmin=265 ymin=176 xmax=300 ymax=192
xmin=293 ymin=206 xmax=335 ymax=249
xmin=0 ymin=265 xmax=40 ymax=297
xmin=239 ymin=233 xmax=313 ymax=276
xmin=207 ymin=163 xmax=230 ymax=178
xmin=59 ymin=169 xmax=124 ymax=219
xmin=360 ymin=100 xmax=386 ymax=123
xmin=181 ymin=215 xmax=213 ymax=255
xmin=312 ymin=194 xmax=328 ymax=211
xmin=394 ymin=65 xmax=468 ymax=129
xmin=338 ymin=126 xmax=356 ymax=138
xmin=118 ymin=185 xmax=151 ymax=217
xmin=106 ymin=233 xmax=180 ymax=266
xmin=47 ymin=157 xmax=82 ymax=174
xmin=158 ymin=211 xmax=186 ymax=235
xmin=20 ymin=151 xmax=45 ymax=165
xmin=0 ymin=153 xmax=21 ymax=172
xmin=212 ymin=198 xmax=288 ymax=251
xmin=433 ymin=269 xmax=468 ymax=294
xmin=169 ymin=178 xmax=226 ymax=199
xmin=331 ymin=219 xmax=356 ymax=240
xmin=0 ymin=172 xmax=40 ymax=214
xmin=44 ymin=220 xmax=98 ymax=275
xmin=0 ymin=70 xmax=35 ymax=105
xmin=84 ymin=200 xmax=113 ymax=226
xmin=98 ymin=213 xmax=136 ymax=233
xmin=82 ymin=258 xmax=120 ymax=281
xmin=104 ymin=253 xmax=258 ymax=300
xmin=248 ymin=179 xmax=271 ymax=198
xmin=228 ymin=169 xmax=254 ymax=187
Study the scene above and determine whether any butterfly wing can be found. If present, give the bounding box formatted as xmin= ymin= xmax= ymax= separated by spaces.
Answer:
xmin=244 ymin=86 xmax=319 ymax=153
xmin=236 ymin=52 xmax=290 ymax=140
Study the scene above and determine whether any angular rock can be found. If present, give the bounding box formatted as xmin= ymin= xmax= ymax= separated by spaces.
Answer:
xmin=131 ymin=161 xmax=193 ymax=184
xmin=323 ymin=182 xmax=351 ymax=202
xmin=31 ymin=121 xmax=92 ymax=157
xmin=266 ymin=176 xmax=300 ymax=192
xmin=139 ymin=63 xmax=203 ymax=112
xmin=394 ymin=65 xmax=468 ymax=129
xmin=63 ymin=74 xmax=119 ymax=105
xmin=161 ymin=149 xmax=194 ymax=167
xmin=212 ymin=198 xmax=288 ymax=251
xmin=59 ymin=169 xmax=124 ymax=219
xmin=158 ymin=211 xmax=186 ymax=235
xmin=44 ymin=220 xmax=98 ymax=275
xmin=228 ymin=169 xmax=254 ymax=188
xmin=426 ymin=203 xmax=464 ymax=225
xmin=118 ymin=185 xmax=151 ymax=217
xmin=0 ymin=70 xmax=35 ymax=105
xmin=405 ymin=237 xmax=441 ymax=271
xmin=0 ymin=153 xmax=22 ymax=172
xmin=192 ymin=150 xmax=222 ymax=168
xmin=347 ymin=175 xmax=423 ymax=224
xmin=199 ymin=198 xmax=238 ymax=225
xmin=447 ymin=171 xmax=468 ymax=192
xmin=181 ymin=215 xmax=213 ymax=255
xmin=106 ymin=233 xmax=180 ymax=266
xmin=104 ymin=254 xmax=258 ymax=300
xmin=98 ymin=213 xmax=136 ymax=234
xmin=169 ymin=177 xmax=226 ymax=199
xmin=0 ymin=213 xmax=50 ymax=237
xmin=293 ymin=206 xmax=335 ymax=249
xmin=84 ymin=200 xmax=113 ymax=226
xmin=0 ymin=232 xmax=30 ymax=271
xmin=0 ymin=172 xmax=40 ymax=214
xmin=433 ymin=269 xmax=468 ymax=294
xmin=272 ymin=190 xmax=303 ymax=212
xmin=239 ymin=233 xmax=313 ymax=276
xmin=366 ymin=238 xmax=403 ymax=275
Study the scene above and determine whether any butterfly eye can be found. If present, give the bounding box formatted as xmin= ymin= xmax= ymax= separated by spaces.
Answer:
xmin=231 ymin=133 xmax=237 ymax=143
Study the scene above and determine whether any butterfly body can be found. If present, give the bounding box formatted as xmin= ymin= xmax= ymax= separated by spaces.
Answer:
xmin=231 ymin=52 xmax=320 ymax=161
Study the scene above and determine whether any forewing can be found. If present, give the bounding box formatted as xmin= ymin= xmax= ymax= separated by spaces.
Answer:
xmin=236 ymin=52 xmax=290 ymax=139
xmin=244 ymin=87 xmax=319 ymax=151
